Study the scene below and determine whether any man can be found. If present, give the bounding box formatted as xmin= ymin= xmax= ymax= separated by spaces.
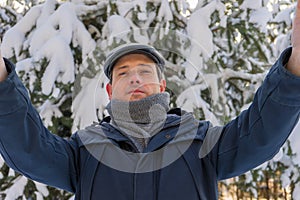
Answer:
xmin=0 ymin=3 xmax=300 ymax=200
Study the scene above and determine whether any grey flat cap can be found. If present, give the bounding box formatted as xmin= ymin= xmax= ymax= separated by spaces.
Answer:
xmin=103 ymin=43 xmax=165 ymax=80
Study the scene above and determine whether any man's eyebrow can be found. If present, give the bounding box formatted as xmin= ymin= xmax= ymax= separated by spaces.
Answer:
xmin=115 ymin=63 xmax=155 ymax=71
xmin=137 ymin=63 xmax=155 ymax=68
xmin=115 ymin=65 xmax=129 ymax=71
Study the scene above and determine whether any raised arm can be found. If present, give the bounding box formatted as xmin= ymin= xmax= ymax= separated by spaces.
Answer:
xmin=212 ymin=1 xmax=300 ymax=180
xmin=287 ymin=0 xmax=300 ymax=76
xmin=0 ymin=44 xmax=8 ymax=82
xmin=0 ymin=43 xmax=78 ymax=192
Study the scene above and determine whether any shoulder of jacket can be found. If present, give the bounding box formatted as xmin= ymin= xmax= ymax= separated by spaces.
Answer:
xmin=75 ymin=122 xmax=112 ymax=147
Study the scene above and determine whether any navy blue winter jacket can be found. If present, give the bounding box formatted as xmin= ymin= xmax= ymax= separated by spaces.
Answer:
xmin=0 ymin=48 xmax=300 ymax=200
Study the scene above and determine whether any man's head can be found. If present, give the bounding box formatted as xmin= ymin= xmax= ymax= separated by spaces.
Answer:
xmin=104 ymin=44 xmax=166 ymax=101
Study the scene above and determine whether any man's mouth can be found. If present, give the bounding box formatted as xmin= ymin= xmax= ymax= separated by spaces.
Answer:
xmin=128 ymin=89 xmax=144 ymax=94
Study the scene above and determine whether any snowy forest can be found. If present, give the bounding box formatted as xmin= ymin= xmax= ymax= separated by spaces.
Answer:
xmin=0 ymin=0 xmax=299 ymax=199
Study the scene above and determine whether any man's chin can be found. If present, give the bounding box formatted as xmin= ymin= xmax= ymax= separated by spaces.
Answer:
xmin=129 ymin=94 xmax=147 ymax=101
xmin=126 ymin=91 xmax=151 ymax=101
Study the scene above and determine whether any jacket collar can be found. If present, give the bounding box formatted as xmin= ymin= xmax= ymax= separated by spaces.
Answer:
xmin=98 ymin=108 xmax=199 ymax=152
xmin=100 ymin=108 xmax=185 ymax=141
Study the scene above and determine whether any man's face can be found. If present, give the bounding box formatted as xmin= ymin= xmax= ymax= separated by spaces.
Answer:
xmin=106 ymin=54 xmax=166 ymax=101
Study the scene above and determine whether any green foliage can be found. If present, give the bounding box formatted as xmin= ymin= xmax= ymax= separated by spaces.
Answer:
xmin=1 ymin=0 xmax=299 ymax=199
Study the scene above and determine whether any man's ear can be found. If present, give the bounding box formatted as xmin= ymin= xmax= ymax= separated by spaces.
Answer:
xmin=106 ymin=83 xmax=112 ymax=100
xmin=160 ymin=79 xmax=166 ymax=92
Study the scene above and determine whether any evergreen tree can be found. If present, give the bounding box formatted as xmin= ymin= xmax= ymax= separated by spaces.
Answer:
xmin=0 ymin=0 xmax=299 ymax=199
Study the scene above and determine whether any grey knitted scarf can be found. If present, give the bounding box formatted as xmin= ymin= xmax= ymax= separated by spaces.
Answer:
xmin=106 ymin=92 xmax=170 ymax=152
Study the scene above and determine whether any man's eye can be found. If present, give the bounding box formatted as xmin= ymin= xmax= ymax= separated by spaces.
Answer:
xmin=118 ymin=72 xmax=127 ymax=76
xmin=141 ymin=70 xmax=151 ymax=74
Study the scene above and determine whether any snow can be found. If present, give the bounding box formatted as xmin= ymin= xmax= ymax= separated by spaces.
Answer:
xmin=3 ymin=176 xmax=27 ymax=200
xmin=288 ymin=119 xmax=300 ymax=165
xmin=176 ymin=84 xmax=220 ymax=125
xmin=71 ymin=73 xmax=109 ymax=132
xmin=157 ymin=0 xmax=173 ymax=22
xmin=1 ymin=0 xmax=300 ymax=198
xmin=34 ymin=181 xmax=49 ymax=197
xmin=249 ymin=7 xmax=273 ymax=32
xmin=0 ymin=153 xmax=4 ymax=167
xmin=293 ymin=182 xmax=300 ymax=199
xmin=15 ymin=58 xmax=36 ymax=90
xmin=241 ymin=0 xmax=263 ymax=10
xmin=103 ymin=15 xmax=131 ymax=45
xmin=2 ymin=0 xmax=96 ymax=96
xmin=184 ymin=0 xmax=225 ymax=82
xmin=116 ymin=1 xmax=135 ymax=17
xmin=1 ymin=5 xmax=42 ymax=59
xmin=274 ymin=6 xmax=294 ymax=25
xmin=38 ymin=36 xmax=75 ymax=95
xmin=39 ymin=99 xmax=63 ymax=127
xmin=8 ymin=168 xmax=15 ymax=177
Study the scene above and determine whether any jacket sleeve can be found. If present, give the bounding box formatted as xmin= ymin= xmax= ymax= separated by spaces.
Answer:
xmin=213 ymin=47 xmax=300 ymax=180
xmin=0 ymin=59 xmax=78 ymax=192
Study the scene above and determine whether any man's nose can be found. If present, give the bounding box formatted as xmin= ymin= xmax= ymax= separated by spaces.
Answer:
xmin=129 ymin=72 xmax=141 ymax=84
